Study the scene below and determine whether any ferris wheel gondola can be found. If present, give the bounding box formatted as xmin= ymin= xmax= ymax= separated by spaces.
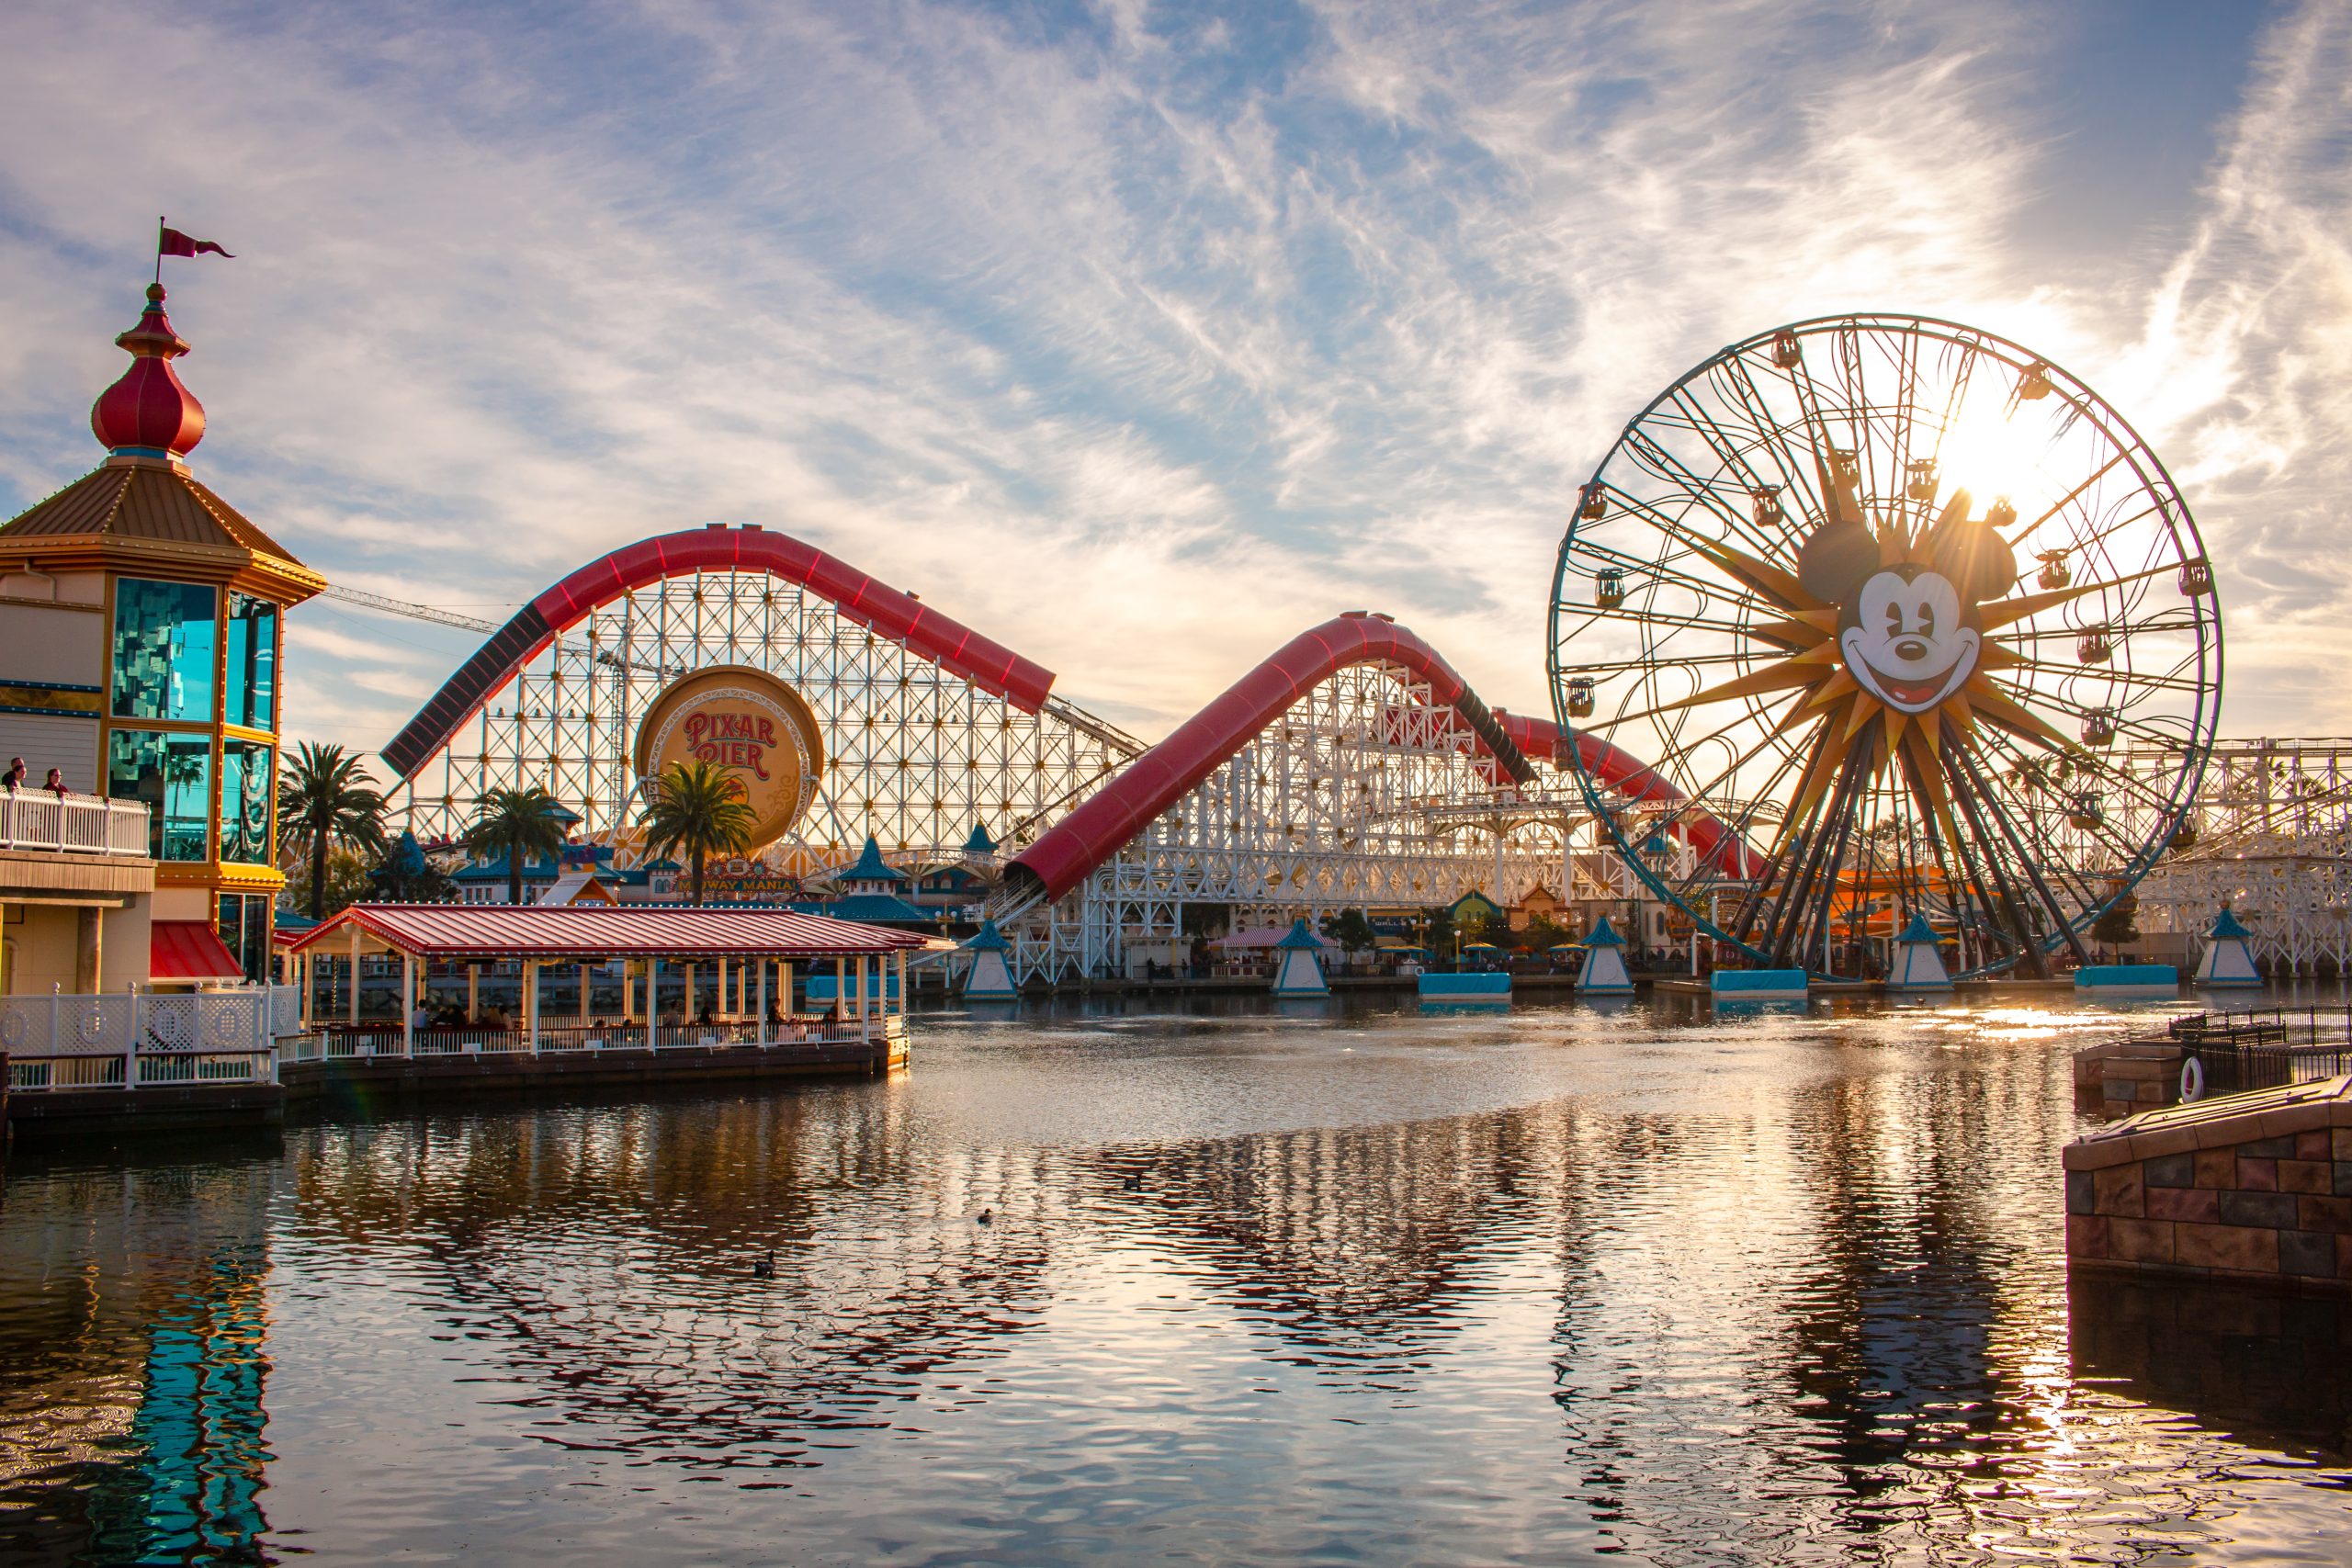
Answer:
xmin=1549 ymin=313 xmax=2222 ymax=979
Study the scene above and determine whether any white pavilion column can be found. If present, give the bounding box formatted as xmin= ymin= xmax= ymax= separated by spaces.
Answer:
xmin=622 ymin=960 xmax=636 ymax=1023
xmin=857 ymin=954 xmax=870 ymax=1036
xmin=716 ymin=956 xmax=729 ymax=1016
xmin=347 ymin=925 xmax=361 ymax=1026
xmin=579 ymin=962 xmax=591 ymax=1021
xmin=895 ymin=950 xmax=906 ymax=1015
xmin=756 ymin=958 xmax=768 ymax=1043
xmin=780 ymin=961 xmax=793 ymax=1016
xmin=401 ymin=953 xmax=415 ymax=1055
xmin=647 ymin=958 xmax=660 ymax=1031
xmin=467 ymin=964 xmax=480 ymax=1023
xmin=685 ymin=962 xmax=697 ymax=1018
xmin=834 ymin=957 xmax=846 ymax=1032
xmin=525 ymin=960 xmax=540 ymax=1054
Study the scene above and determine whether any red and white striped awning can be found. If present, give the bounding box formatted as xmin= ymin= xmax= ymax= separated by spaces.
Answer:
xmin=286 ymin=904 xmax=932 ymax=962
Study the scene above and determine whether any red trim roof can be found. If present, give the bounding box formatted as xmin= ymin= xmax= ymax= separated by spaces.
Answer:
xmin=151 ymin=919 xmax=246 ymax=981
xmin=286 ymin=903 xmax=931 ymax=961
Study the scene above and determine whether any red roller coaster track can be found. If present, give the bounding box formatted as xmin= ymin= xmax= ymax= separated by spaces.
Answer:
xmin=379 ymin=524 xmax=1051 ymax=780
xmin=380 ymin=526 xmax=1753 ymax=898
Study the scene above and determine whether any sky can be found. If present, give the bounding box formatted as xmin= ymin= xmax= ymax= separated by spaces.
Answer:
xmin=2 ymin=0 xmax=2345 ymax=758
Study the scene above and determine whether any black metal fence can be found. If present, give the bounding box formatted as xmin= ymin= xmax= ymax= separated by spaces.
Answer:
xmin=2169 ymin=1006 xmax=2352 ymax=1095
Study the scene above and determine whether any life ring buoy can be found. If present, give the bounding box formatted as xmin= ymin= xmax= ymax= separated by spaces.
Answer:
xmin=2180 ymin=1055 xmax=2205 ymax=1103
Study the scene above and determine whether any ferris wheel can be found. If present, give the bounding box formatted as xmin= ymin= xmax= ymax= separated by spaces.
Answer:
xmin=1549 ymin=313 xmax=2222 ymax=978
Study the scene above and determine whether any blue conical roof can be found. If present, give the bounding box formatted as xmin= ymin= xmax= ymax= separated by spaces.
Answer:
xmin=2209 ymin=907 xmax=2253 ymax=939
xmin=963 ymin=821 xmax=997 ymax=853
xmin=1275 ymin=917 xmax=1325 ymax=951
xmin=1583 ymin=915 xmax=1625 ymax=947
xmin=1894 ymin=913 xmax=1939 ymax=945
xmin=844 ymin=835 xmax=906 ymax=882
xmin=963 ymin=918 xmax=1010 ymax=952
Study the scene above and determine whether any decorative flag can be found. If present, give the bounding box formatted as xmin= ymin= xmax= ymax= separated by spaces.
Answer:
xmin=158 ymin=225 xmax=234 ymax=259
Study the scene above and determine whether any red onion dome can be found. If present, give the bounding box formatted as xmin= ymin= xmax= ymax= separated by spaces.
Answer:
xmin=90 ymin=284 xmax=206 ymax=459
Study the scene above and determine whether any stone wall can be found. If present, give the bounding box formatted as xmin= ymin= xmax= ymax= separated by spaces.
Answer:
xmin=2070 ymin=1038 xmax=2184 ymax=1118
xmin=2063 ymin=1074 xmax=2352 ymax=1292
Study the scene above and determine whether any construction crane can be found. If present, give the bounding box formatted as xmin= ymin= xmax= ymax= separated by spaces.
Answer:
xmin=320 ymin=584 xmax=681 ymax=679
xmin=322 ymin=584 xmax=503 ymax=635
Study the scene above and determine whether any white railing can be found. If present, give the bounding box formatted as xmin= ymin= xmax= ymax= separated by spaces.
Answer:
xmin=290 ymin=1013 xmax=899 ymax=1063
xmin=3 ymin=985 xmax=297 ymax=1091
xmin=0 ymin=791 xmax=150 ymax=856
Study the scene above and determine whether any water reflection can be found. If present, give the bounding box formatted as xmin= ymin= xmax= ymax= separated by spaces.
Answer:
xmin=4 ymin=993 xmax=2349 ymax=1563
xmin=0 ymin=1143 xmax=277 ymax=1565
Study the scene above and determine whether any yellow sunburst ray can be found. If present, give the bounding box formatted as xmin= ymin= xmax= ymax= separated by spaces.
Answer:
xmin=1964 ymin=675 xmax=2073 ymax=750
xmin=1687 ymin=534 xmax=1822 ymax=615
xmin=1798 ymin=666 xmax=1861 ymax=715
xmin=1781 ymin=723 xmax=1860 ymax=838
xmin=1977 ymin=643 xmax=2026 ymax=672
xmin=1941 ymin=685 xmax=1978 ymax=737
xmin=1876 ymin=705 xmax=1906 ymax=766
xmin=1645 ymin=660 xmax=1828 ymax=719
xmin=1978 ymin=560 xmax=2177 ymax=632
xmin=1749 ymin=615 xmax=1833 ymax=650
xmin=1895 ymin=725 xmax=1967 ymax=854
xmin=1842 ymin=690 xmax=1886 ymax=744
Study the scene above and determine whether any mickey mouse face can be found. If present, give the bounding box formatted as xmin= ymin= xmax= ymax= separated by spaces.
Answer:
xmin=1841 ymin=567 xmax=1979 ymax=713
xmin=1795 ymin=499 xmax=2017 ymax=718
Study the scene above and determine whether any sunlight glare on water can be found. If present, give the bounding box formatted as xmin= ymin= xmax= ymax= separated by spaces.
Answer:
xmin=3 ymin=992 xmax=2348 ymax=1565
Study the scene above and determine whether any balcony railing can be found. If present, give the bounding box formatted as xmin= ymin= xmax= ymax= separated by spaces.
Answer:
xmin=0 ymin=790 xmax=150 ymax=857
xmin=4 ymin=986 xmax=300 ymax=1091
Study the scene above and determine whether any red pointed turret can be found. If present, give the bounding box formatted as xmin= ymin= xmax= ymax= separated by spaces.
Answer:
xmin=89 ymin=283 xmax=206 ymax=460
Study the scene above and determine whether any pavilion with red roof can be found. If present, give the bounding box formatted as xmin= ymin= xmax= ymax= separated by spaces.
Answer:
xmin=286 ymin=901 xmax=936 ymax=1063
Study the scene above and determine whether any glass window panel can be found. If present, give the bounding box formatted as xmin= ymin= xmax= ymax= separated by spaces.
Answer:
xmin=107 ymin=728 xmax=213 ymax=862
xmin=111 ymin=579 xmax=218 ymax=722
xmin=216 ymin=893 xmax=267 ymax=983
xmin=220 ymin=739 xmax=273 ymax=864
xmin=224 ymin=594 xmax=278 ymax=731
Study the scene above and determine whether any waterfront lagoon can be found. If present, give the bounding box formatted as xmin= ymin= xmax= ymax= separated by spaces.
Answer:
xmin=6 ymin=992 xmax=2349 ymax=1564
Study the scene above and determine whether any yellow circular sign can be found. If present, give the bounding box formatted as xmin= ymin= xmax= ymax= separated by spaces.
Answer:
xmin=631 ymin=666 xmax=825 ymax=850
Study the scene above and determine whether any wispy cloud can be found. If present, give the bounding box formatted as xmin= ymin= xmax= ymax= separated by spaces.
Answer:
xmin=0 ymin=0 xmax=2333 ymax=758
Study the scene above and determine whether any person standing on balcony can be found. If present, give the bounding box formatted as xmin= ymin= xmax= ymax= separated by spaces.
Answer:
xmin=2 ymin=758 xmax=23 ymax=791
xmin=43 ymin=768 xmax=67 ymax=798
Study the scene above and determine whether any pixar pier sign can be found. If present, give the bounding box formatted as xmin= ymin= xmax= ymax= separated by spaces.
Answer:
xmin=683 ymin=710 xmax=788 ymax=779
xmin=631 ymin=665 xmax=827 ymax=849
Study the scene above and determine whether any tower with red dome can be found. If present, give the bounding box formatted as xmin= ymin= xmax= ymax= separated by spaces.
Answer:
xmin=0 ymin=279 xmax=324 ymax=986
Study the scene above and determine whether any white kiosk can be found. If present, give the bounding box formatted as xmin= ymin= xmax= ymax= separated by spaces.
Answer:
xmin=1576 ymin=915 xmax=1634 ymax=996
xmin=1270 ymin=917 xmax=1332 ymax=997
xmin=2192 ymin=907 xmax=2263 ymax=988
xmin=960 ymin=919 xmax=1020 ymax=1000
xmin=1887 ymin=912 xmax=1952 ymax=991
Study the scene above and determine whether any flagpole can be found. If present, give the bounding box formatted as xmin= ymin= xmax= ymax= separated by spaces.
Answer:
xmin=154 ymin=216 xmax=165 ymax=287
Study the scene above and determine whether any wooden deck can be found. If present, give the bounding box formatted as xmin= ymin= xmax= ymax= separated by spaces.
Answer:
xmin=278 ymin=1035 xmax=901 ymax=1108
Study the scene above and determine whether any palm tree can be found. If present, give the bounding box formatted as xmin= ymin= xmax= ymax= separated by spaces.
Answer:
xmin=464 ymin=785 xmax=571 ymax=905
xmin=637 ymin=761 xmax=756 ymax=905
xmin=277 ymin=742 xmax=387 ymax=919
